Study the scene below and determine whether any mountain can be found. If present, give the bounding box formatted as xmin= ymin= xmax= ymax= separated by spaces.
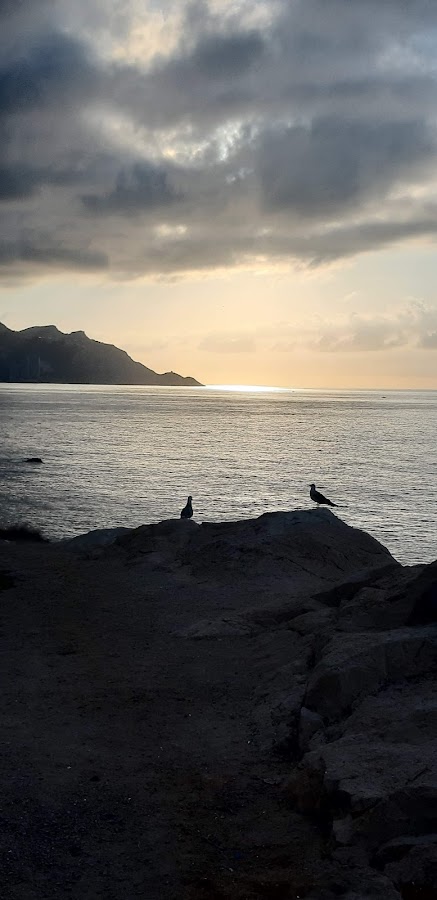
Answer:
xmin=0 ymin=324 xmax=202 ymax=386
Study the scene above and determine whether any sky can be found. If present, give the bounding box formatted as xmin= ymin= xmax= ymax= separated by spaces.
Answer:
xmin=1 ymin=0 xmax=437 ymax=388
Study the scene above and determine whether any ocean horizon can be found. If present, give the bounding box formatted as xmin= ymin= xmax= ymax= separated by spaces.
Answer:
xmin=1 ymin=383 xmax=436 ymax=566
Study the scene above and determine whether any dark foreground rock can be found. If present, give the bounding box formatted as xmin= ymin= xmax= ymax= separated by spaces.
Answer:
xmin=0 ymin=524 xmax=48 ymax=542
xmin=0 ymin=509 xmax=435 ymax=898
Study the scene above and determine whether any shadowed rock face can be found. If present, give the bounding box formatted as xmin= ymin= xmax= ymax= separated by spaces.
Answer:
xmin=0 ymin=509 xmax=435 ymax=898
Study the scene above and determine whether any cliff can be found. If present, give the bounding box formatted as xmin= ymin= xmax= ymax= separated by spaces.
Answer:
xmin=0 ymin=323 xmax=202 ymax=386
xmin=0 ymin=509 xmax=435 ymax=898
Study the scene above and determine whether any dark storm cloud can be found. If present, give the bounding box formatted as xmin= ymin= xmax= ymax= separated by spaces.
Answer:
xmin=0 ymin=165 xmax=46 ymax=200
xmin=2 ymin=0 xmax=437 ymax=280
xmin=0 ymin=0 xmax=50 ymax=14
xmin=0 ymin=158 xmax=96 ymax=200
xmin=0 ymin=32 xmax=97 ymax=117
xmin=82 ymin=161 xmax=183 ymax=215
xmin=190 ymin=31 xmax=264 ymax=78
xmin=258 ymin=118 xmax=434 ymax=216
xmin=0 ymin=238 xmax=108 ymax=270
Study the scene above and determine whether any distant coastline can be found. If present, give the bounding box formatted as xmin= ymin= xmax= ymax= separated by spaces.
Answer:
xmin=0 ymin=323 xmax=203 ymax=387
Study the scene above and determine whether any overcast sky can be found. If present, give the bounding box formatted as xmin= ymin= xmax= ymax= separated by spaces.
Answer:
xmin=1 ymin=0 xmax=437 ymax=387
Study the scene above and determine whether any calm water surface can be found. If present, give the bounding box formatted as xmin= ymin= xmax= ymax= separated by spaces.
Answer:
xmin=0 ymin=384 xmax=436 ymax=565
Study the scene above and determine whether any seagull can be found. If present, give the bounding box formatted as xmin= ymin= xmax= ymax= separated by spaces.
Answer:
xmin=180 ymin=495 xmax=193 ymax=519
xmin=309 ymin=483 xmax=337 ymax=508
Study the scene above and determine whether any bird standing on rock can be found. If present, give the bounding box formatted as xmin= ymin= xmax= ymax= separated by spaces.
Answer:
xmin=309 ymin=483 xmax=337 ymax=508
xmin=180 ymin=496 xmax=193 ymax=519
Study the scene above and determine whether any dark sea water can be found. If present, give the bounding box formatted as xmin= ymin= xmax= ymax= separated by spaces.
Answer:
xmin=0 ymin=384 xmax=436 ymax=565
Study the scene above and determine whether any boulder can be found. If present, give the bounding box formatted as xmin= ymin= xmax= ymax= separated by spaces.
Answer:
xmin=337 ymin=561 xmax=437 ymax=632
xmin=305 ymin=626 xmax=437 ymax=721
xmin=292 ymin=679 xmax=437 ymax=874
xmin=374 ymin=833 xmax=437 ymax=868
xmin=114 ymin=509 xmax=397 ymax=600
xmin=61 ymin=526 xmax=132 ymax=553
xmin=303 ymin=735 xmax=437 ymax=816
xmin=384 ymin=841 xmax=437 ymax=890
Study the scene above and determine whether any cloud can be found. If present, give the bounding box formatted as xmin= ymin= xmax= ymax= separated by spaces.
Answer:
xmin=2 ymin=0 xmax=437 ymax=278
xmin=0 ymin=32 xmax=97 ymax=117
xmin=190 ymin=31 xmax=265 ymax=78
xmin=420 ymin=332 xmax=437 ymax=349
xmin=82 ymin=161 xmax=183 ymax=214
xmin=258 ymin=303 xmax=437 ymax=354
xmin=308 ymin=303 xmax=437 ymax=352
xmin=0 ymin=238 xmax=108 ymax=271
xmin=258 ymin=118 xmax=434 ymax=217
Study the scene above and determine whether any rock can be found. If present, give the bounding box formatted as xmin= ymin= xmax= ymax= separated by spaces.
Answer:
xmin=356 ymin=781 xmax=437 ymax=853
xmin=332 ymin=814 xmax=354 ymax=845
xmin=384 ymin=840 xmax=437 ymax=890
xmin=298 ymin=707 xmax=324 ymax=754
xmin=341 ymin=681 xmax=437 ymax=744
xmin=113 ymin=509 xmax=397 ymax=601
xmin=311 ymin=563 xmax=401 ymax=610
xmin=294 ymin=678 xmax=437 ymax=874
xmin=190 ymin=509 xmax=397 ymax=588
xmin=303 ymin=733 xmax=437 ymax=817
xmin=337 ymin=565 xmax=424 ymax=631
xmin=61 ymin=527 xmax=132 ymax=553
xmin=0 ymin=525 xmax=47 ymax=542
xmin=1 ymin=504 xmax=434 ymax=899
xmin=180 ymin=596 xmax=322 ymax=639
xmin=305 ymin=871 xmax=402 ymax=899
xmin=374 ymin=833 xmax=437 ymax=868
xmin=288 ymin=606 xmax=336 ymax=637
xmin=114 ymin=517 xmax=200 ymax=566
xmin=406 ymin=559 xmax=437 ymax=625
xmin=24 ymin=457 xmax=43 ymax=463
xmin=305 ymin=626 xmax=437 ymax=721
xmin=337 ymin=561 xmax=437 ymax=632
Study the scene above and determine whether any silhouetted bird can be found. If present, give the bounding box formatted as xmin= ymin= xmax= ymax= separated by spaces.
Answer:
xmin=180 ymin=496 xmax=193 ymax=519
xmin=310 ymin=483 xmax=337 ymax=507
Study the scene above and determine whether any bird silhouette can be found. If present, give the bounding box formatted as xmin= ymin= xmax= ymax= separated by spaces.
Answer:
xmin=180 ymin=495 xmax=193 ymax=519
xmin=309 ymin=483 xmax=337 ymax=507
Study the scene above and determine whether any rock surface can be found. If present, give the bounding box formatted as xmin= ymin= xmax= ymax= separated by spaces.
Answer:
xmin=0 ymin=508 xmax=435 ymax=898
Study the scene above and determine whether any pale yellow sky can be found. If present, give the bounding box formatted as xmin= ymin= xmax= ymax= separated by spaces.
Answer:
xmin=2 ymin=244 xmax=437 ymax=388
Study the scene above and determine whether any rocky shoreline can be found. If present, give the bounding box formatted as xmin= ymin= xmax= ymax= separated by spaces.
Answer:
xmin=0 ymin=509 xmax=435 ymax=898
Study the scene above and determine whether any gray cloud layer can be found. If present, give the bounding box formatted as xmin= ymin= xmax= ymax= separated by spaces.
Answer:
xmin=2 ymin=0 xmax=437 ymax=281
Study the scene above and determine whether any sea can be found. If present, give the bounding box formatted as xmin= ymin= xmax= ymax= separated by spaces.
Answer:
xmin=0 ymin=384 xmax=436 ymax=566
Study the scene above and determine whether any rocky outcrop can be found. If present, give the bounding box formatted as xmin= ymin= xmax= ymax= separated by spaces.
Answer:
xmin=102 ymin=510 xmax=437 ymax=894
xmin=286 ymin=557 xmax=437 ymax=898
xmin=113 ymin=507 xmax=397 ymax=586
xmin=2 ymin=508 xmax=436 ymax=898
